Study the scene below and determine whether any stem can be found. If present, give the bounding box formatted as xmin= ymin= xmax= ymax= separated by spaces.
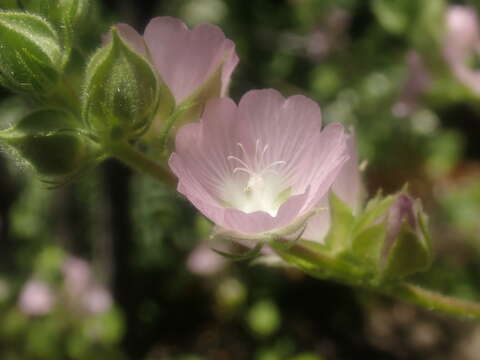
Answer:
xmin=385 ymin=282 xmax=480 ymax=320
xmin=274 ymin=242 xmax=480 ymax=320
xmin=109 ymin=141 xmax=176 ymax=186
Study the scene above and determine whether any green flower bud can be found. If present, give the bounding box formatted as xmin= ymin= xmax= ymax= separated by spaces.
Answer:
xmin=82 ymin=28 xmax=159 ymax=142
xmin=0 ymin=109 xmax=99 ymax=177
xmin=381 ymin=194 xmax=432 ymax=280
xmin=23 ymin=0 xmax=90 ymax=61
xmin=347 ymin=190 xmax=432 ymax=282
xmin=0 ymin=11 xmax=62 ymax=95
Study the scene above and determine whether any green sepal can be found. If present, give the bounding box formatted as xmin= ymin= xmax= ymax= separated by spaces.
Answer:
xmin=350 ymin=223 xmax=386 ymax=273
xmin=211 ymin=243 xmax=264 ymax=262
xmin=82 ymin=28 xmax=159 ymax=142
xmin=0 ymin=11 xmax=62 ymax=95
xmin=352 ymin=192 xmax=396 ymax=237
xmin=323 ymin=193 xmax=355 ymax=255
xmin=0 ymin=108 xmax=100 ymax=177
xmin=381 ymin=199 xmax=433 ymax=281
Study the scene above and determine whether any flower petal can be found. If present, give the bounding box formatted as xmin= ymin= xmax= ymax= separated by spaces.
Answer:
xmin=144 ymin=17 xmax=236 ymax=103
xmin=237 ymin=89 xmax=322 ymax=162
xmin=169 ymin=98 xmax=240 ymax=200
xmin=302 ymin=196 xmax=331 ymax=243
xmin=223 ymin=190 xmax=309 ymax=234
xmin=115 ymin=23 xmax=148 ymax=57
xmin=332 ymin=134 xmax=363 ymax=213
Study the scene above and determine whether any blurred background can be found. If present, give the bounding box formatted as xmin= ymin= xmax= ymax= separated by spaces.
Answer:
xmin=2 ymin=0 xmax=480 ymax=359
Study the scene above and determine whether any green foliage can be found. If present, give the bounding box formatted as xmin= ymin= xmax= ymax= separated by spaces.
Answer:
xmin=272 ymin=191 xmax=433 ymax=287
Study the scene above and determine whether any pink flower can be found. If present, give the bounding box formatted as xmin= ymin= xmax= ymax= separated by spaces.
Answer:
xmin=81 ymin=286 xmax=112 ymax=315
xmin=169 ymin=89 xmax=350 ymax=242
xmin=62 ymin=256 xmax=91 ymax=297
xmin=115 ymin=17 xmax=239 ymax=105
xmin=444 ymin=6 xmax=480 ymax=94
xmin=187 ymin=242 xmax=227 ymax=275
xmin=18 ymin=280 xmax=55 ymax=316
xmin=393 ymin=51 xmax=431 ymax=117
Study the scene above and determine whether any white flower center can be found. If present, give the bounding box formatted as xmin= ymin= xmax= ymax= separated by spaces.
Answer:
xmin=222 ymin=139 xmax=290 ymax=216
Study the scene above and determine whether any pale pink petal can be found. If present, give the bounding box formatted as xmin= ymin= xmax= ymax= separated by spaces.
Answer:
xmin=169 ymin=98 xmax=239 ymax=201
xmin=116 ymin=23 xmax=148 ymax=57
xmin=144 ymin=17 xmax=236 ymax=103
xmin=332 ymin=134 xmax=362 ymax=212
xmin=237 ymin=89 xmax=322 ymax=160
xmin=302 ymin=196 xmax=331 ymax=243
xmin=297 ymin=123 xmax=349 ymax=211
xmin=221 ymin=40 xmax=239 ymax=96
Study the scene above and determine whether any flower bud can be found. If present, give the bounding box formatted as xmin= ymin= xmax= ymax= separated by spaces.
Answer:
xmin=24 ymin=0 xmax=90 ymax=60
xmin=0 ymin=11 xmax=62 ymax=95
xmin=381 ymin=193 xmax=432 ymax=280
xmin=0 ymin=109 xmax=99 ymax=177
xmin=82 ymin=28 xmax=159 ymax=141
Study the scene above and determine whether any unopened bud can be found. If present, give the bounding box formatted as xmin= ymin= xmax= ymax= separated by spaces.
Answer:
xmin=0 ymin=11 xmax=62 ymax=95
xmin=0 ymin=109 xmax=99 ymax=177
xmin=82 ymin=28 xmax=159 ymax=142
xmin=381 ymin=193 xmax=432 ymax=280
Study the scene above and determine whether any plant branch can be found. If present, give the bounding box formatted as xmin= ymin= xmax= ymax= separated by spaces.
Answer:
xmin=109 ymin=141 xmax=176 ymax=186
xmin=384 ymin=282 xmax=480 ymax=320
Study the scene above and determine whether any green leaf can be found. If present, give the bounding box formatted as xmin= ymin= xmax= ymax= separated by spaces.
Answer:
xmin=0 ymin=11 xmax=62 ymax=95
xmin=82 ymin=28 xmax=159 ymax=142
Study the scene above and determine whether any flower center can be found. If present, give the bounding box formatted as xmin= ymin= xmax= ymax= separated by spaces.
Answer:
xmin=222 ymin=139 xmax=291 ymax=216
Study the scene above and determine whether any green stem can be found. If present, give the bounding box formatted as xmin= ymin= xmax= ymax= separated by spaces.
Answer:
xmin=274 ymin=242 xmax=480 ymax=320
xmin=109 ymin=141 xmax=176 ymax=186
xmin=384 ymin=282 xmax=480 ymax=320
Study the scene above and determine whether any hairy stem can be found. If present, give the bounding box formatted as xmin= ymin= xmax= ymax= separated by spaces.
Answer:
xmin=384 ymin=282 xmax=480 ymax=320
xmin=109 ymin=141 xmax=176 ymax=186
xmin=273 ymin=241 xmax=480 ymax=320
